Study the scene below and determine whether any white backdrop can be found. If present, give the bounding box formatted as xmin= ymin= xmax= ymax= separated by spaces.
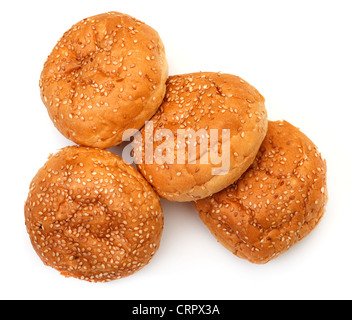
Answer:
xmin=1 ymin=0 xmax=351 ymax=300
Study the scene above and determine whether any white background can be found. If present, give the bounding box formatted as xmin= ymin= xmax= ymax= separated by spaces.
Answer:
xmin=1 ymin=0 xmax=351 ymax=300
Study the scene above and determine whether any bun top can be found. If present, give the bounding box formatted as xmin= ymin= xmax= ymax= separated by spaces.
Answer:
xmin=194 ymin=120 xmax=328 ymax=264
xmin=40 ymin=12 xmax=168 ymax=148
xmin=137 ymin=72 xmax=268 ymax=202
xmin=24 ymin=146 xmax=163 ymax=282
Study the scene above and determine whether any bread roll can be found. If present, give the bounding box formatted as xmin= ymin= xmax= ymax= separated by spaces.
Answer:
xmin=194 ymin=120 xmax=328 ymax=264
xmin=137 ymin=72 xmax=268 ymax=201
xmin=40 ymin=12 xmax=168 ymax=148
xmin=24 ymin=146 xmax=163 ymax=282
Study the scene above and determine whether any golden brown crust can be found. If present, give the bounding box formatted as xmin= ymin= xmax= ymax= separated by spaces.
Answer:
xmin=40 ymin=12 xmax=168 ymax=148
xmin=137 ymin=72 xmax=268 ymax=201
xmin=194 ymin=120 xmax=328 ymax=264
xmin=24 ymin=146 xmax=163 ymax=282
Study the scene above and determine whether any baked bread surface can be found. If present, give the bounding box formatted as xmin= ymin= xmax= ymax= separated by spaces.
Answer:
xmin=25 ymin=146 xmax=164 ymax=282
xmin=194 ymin=120 xmax=328 ymax=263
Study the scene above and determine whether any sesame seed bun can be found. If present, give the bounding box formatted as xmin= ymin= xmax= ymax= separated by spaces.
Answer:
xmin=137 ymin=72 xmax=268 ymax=202
xmin=194 ymin=120 xmax=328 ymax=264
xmin=40 ymin=12 xmax=168 ymax=149
xmin=24 ymin=146 xmax=163 ymax=282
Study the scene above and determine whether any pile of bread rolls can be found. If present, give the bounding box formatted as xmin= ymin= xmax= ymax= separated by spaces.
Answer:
xmin=25 ymin=12 xmax=328 ymax=282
